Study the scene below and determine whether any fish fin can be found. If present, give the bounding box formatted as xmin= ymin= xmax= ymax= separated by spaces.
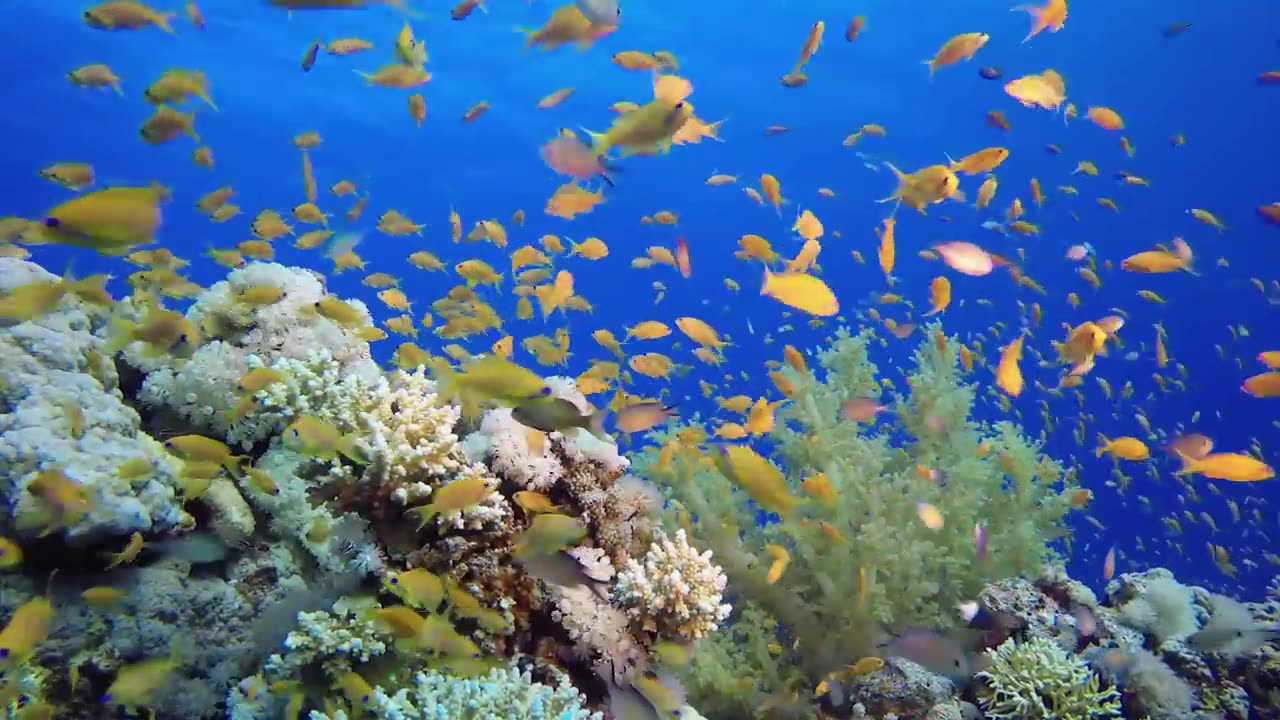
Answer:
xmin=405 ymin=504 xmax=438 ymax=530
xmin=1172 ymin=450 xmax=1198 ymax=476
xmin=155 ymin=11 xmax=177 ymax=34
xmin=103 ymin=317 xmax=136 ymax=354
xmin=337 ymin=434 xmax=371 ymax=465
xmin=584 ymin=409 xmax=612 ymax=443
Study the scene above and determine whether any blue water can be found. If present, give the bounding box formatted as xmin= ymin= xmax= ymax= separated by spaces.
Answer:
xmin=4 ymin=0 xmax=1279 ymax=601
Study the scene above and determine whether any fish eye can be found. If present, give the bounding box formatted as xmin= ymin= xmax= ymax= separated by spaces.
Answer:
xmin=674 ymin=102 xmax=685 ymax=109
xmin=0 ymin=648 xmax=8 ymax=658
xmin=539 ymin=387 xmax=551 ymax=395
xmin=43 ymin=217 xmax=61 ymax=228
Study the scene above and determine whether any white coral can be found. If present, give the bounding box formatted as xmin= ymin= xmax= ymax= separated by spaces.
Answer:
xmin=133 ymin=263 xmax=381 ymax=449
xmin=263 ymin=603 xmax=389 ymax=680
xmin=611 ymin=529 xmax=731 ymax=641
xmin=471 ymin=407 xmax=565 ymax=490
xmin=367 ymin=368 xmax=468 ymax=481
xmin=461 ymin=377 xmax=628 ymax=492
xmin=0 ymin=258 xmax=184 ymax=543
xmin=550 ymin=582 xmax=646 ymax=684
xmin=256 ymin=349 xmax=386 ymax=434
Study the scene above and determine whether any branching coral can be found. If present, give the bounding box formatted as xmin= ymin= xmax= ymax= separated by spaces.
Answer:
xmin=611 ymin=528 xmax=731 ymax=641
xmin=976 ymin=637 xmax=1121 ymax=720
xmin=315 ymin=660 xmax=602 ymax=720
xmin=262 ymin=600 xmax=390 ymax=680
xmin=0 ymin=258 xmax=186 ymax=543
xmin=641 ymin=326 xmax=1075 ymax=704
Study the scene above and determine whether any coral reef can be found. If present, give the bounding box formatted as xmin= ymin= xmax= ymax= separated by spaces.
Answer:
xmin=323 ymin=660 xmax=604 ymax=720
xmin=8 ymin=255 xmax=1278 ymax=720
xmin=0 ymin=258 xmax=185 ymax=543
xmin=134 ymin=262 xmax=381 ymax=448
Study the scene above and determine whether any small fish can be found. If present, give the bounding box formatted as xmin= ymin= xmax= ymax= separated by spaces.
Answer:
xmin=301 ymin=39 xmax=321 ymax=71
xmin=512 ymin=397 xmax=611 ymax=442
xmin=614 ymin=402 xmax=677 ymax=434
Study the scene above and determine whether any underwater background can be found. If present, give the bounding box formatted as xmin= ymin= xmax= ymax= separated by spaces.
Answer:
xmin=1 ymin=0 xmax=1280 ymax=718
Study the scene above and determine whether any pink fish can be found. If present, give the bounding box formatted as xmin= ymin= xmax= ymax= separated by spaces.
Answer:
xmin=839 ymin=397 xmax=885 ymax=423
xmin=1166 ymin=432 xmax=1213 ymax=461
xmin=1171 ymin=236 xmax=1193 ymax=262
xmin=1103 ymin=545 xmax=1116 ymax=580
xmin=1065 ymin=244 xmax=1089 ymax=261
xmin=540 ymin=134 xmax=614 ymax=186
xmin=933 ymin=241 xmax=994 ymax=276
xmin=973 ymin=522 xmax=988 ymax=561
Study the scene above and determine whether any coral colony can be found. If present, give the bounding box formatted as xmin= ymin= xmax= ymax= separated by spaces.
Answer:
xmin=2 ymin=257 xmax=1279 ymax=719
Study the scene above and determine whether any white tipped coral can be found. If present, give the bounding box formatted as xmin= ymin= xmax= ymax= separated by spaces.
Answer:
xmin=134 ymin=263 xmax=382 ymax=449
xmin=367 ymin=368 xmax=469 ymax=481
xmin=611 ymin=529 xmax=731 ymax=641
xmin=263 ymin=603 xmax=389 ymax=680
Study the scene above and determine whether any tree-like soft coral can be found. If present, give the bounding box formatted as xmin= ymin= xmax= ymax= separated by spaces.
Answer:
xmin=640 ymin=326 xmax=1077 ymax=705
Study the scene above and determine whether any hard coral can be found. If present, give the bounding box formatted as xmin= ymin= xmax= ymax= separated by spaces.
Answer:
xmin=976 ymin=637 xmax=1121 ymax=720
xmin=134 ymin=262 xmax=381 ymax=449
xmin=611 ymin=529 xmax=731 ymax=642
xmin=0 ymin=257 xmax=185 ymax=543
xmin=333 ymin=660 xmax=603 ymax=720
xmin=262 ymin=600 xmax=390 ymax=681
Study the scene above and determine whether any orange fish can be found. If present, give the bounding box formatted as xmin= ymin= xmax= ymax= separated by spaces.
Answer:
xmin=1015 ymin=0 xmax=1067 ymax=43
xmin=923 ymin=32 xmax=990 ymax=77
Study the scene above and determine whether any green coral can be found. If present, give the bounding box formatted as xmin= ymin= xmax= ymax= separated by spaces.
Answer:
xmin=975 ymin=637 xmax=1120 ymax=720
xmin=635 ymin=326 xmax=1077 ymax=709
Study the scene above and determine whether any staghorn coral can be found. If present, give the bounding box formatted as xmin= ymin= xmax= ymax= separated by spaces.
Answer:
xmin=975 ymin=637 xmax=1121 ymax=720
xmin=0 ymin=257 xmax=186 ymax=543
xmin=646 ymin=326 xmax=1074 ymax=703
xmin=611 ymin=528 xmax=731 ymax=641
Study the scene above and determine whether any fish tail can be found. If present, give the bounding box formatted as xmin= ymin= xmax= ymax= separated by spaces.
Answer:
xmin=354 ymin=70 xmax=374 ymax=83
xmin=922 ymin=59 xmax=936 ymax=79
xmin=155 ymin=11 xmax=177 ymax=34
xmin=201 ymin=92 xmax=219 ymax=112
xmin=103 ymin=317 xmax=136 ymax=354
xmin=760 ymin=268 xmax=774 ymax=297
xmin=406 ymin=504 xmax=438 ymax=530
xmin=336 ymin=434 xmax=370 ymax=465
xmin=584 ymin=409 xmax=611 ymax=443
xmin=222 ymin=455 xmax=248 ymax=478
xmin=1172 ymin=450 xmax=1199 ymax=476
xmin=1094 ymin=434 xmax=1109 ymax=458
